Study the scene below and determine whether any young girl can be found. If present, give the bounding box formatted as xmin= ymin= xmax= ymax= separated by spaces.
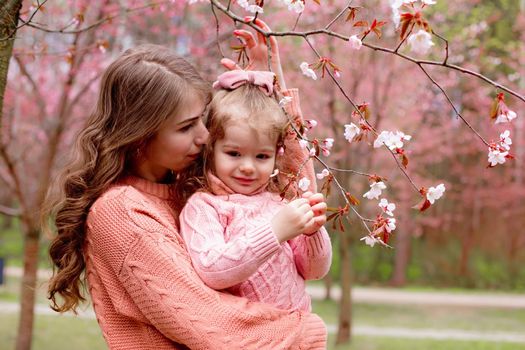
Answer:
xmin=44 ymin=44 xmax=327 ymax=349
xmin=178 ymin=70 xmax=332 ymax=312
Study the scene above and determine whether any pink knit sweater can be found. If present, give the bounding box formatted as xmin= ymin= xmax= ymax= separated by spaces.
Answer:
xmin=84 ymin=176 xmax=327 ymax=349
xmin=179 ymin=181 xmax=332 ymax=312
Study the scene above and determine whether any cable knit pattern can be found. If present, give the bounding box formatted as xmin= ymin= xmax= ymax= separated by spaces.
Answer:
xmin=84 ymin=176 xmax=327 ymax=349
xmin=179 ymin=190 xmax=332 ymax=312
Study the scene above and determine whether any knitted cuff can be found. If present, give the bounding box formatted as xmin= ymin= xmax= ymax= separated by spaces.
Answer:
xmin=247 ymin=222 xmax=281 ymax=260
xmin=303 ymin=228 xmax=329 ymax=256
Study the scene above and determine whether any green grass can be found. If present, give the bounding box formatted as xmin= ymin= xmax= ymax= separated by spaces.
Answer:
xmin=0 ymin=313 xmax=106 ymax=350
xmin=327 ymin=337 xmax=525 ymax=350
xmin=312 ymin=299 xmax=525 ymax=333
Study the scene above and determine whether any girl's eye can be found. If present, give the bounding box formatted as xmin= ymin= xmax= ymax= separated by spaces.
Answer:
xmin=226 ymin=151 xmax=240 ymax=157
xmin=256 ymin=154 xmax=271 ymax=159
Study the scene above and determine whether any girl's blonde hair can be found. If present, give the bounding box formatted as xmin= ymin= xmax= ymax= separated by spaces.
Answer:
xmin=174 ymin=84 xmax=288 ymax=212
xmin=44 ymin=44 xmax=211 ymax=313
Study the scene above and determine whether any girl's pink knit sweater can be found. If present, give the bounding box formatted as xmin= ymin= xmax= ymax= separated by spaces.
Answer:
xmin=179 ymin=180 xmax=332 ymax=312
xmin=84 ymin=176 xmax=326 ymax=350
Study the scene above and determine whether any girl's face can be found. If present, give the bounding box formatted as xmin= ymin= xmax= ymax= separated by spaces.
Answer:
xmin=137 ymin=92 xmax=209 ymax=182
xmin=213 ymin=123 xmax=276 ymax=195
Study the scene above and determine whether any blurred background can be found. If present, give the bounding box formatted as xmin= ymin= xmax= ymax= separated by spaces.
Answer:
xmin=1 ymin=0 xmax=524 ymax=349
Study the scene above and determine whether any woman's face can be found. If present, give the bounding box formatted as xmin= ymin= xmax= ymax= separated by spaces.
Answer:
xmin=136 ymin=92 xmax=209 ymax=182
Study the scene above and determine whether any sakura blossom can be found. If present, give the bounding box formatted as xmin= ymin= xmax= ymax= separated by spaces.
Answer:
xmin=373 ymin=130 xmax=412 ymax=150
xmin=323 ymin=138 xmax=334 ymax=149
xmin=379 ymin=198 xmax=396 ymax=216
xmin=309 ymin=147 xmax=316 ymax=157
xmin=237 ymin=0 xmax=264 ymax=13
xmin=279 ymin=96 xmax=293 ymax=107
xmin=344 ymin=123 xmax=360 ymax=142
xmin=316 ymin=169 xmax=330 ymax=180
xmin=426 ymin=184 xmax=445 ymax=204
xmin=280 ymin=0 xmax=305 ymax=13
xmin=306 ymin=119 xmax=318 ymax=129
xmin=495 ymin=109 xmax=517 ymax=124
xmin=363 ymin=181 xmax=387 ymax=200
xmin=488 ymin=149 xmax=508 ymax=166
xmin=298 ymin=177 xmax=310 ymax=192
xmin=386 ymin=218 xmax=396 ymax=233
xmin=500 ymin=130 xmax=512 ymax=151
xmin=360 ymin=235 xmax=378 ymax=247
xmin=407 ymin=30 xmax=435 ymax=55
xmin=348 ymin=35 xmax=362 ymax=50
xmin=299 ymin=139 xmax=308 ymax=149
xmin=300 ymin=62 xmax=317 ymax=80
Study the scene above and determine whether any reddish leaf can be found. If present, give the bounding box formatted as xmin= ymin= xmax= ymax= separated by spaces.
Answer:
xmin=353 ymin=20 xmax=369 ymax=28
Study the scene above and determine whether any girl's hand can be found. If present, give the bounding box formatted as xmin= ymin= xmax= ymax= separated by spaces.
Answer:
xmin=301 ymin=192 xmax=328 ymax=235
xmin=271 ymin=198 xmax=314 ymax=242
xmin=220 ymin=17 xmax=286 ymax=90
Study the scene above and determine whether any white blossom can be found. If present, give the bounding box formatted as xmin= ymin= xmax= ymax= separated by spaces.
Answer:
xmin=300 ymin=62 xmax=317 ymax=80
xmin=495 ymin=109 xmax=517 ymax=124
xmin=421 ymin=0 xmax=436 ymax=4
xmin=299 ymin=139 xmax=308 ymax=149
xmin=386 ymin=218 xmax=396 ymax=233
xmin=316 ymin=169 xmax=330 ymax=180
xmin=306 ymin=119 xmax=318 ymax=128
xmin=280 ymin=0 xmax=305 ymax=13
xmin=360 ymin=235 xmax=378 ymax=247
xmin=488 ymin=149 xmax=508 ymax=166
xmin=407 ymin=30 xmax=435 ymax=55
xmin=279 ymin=96 xmax=293 ymax=107
xmin=373 ymin=130 xmax=411 ymax=150
xmin=363 ymin=181 xmax=387 ymax=200
xmin=348 ymin=35 xmax=362 ymax=50
xmin=500 ymin=130 xmax=512 ymax=151
xmin=344 ymin=123 xmax=360 ymax=142
xmin=426 ymin=183 xmax=445 ymax=204
xmin=298 ymin=177 xmax=310 ymax=191
xmin=237 ymin=0 xmax=264 ymax=13
xmin=323 ymin=138 xmax=334 ymax=150
xmin=309 ymin=147 xmax=316 ymax=157
xmin=379 ymin=198 xmax=396 ymax=216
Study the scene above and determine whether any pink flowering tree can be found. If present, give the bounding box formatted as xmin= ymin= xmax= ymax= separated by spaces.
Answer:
xmin=1 ymin=0 xmax=524 ymax=348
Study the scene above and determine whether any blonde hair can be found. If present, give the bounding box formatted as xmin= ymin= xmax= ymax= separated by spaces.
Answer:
xmin=44 ymin=44 xmax=211 ymax=313
xmin=174 ymin=84 xmax=288 ymax=212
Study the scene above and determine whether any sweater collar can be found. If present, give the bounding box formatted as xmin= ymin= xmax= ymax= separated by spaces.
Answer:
xmin=121 ymin=176 xmax=171 ymax=199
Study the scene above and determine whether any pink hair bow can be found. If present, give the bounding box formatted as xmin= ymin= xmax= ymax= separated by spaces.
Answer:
xmin=212 ymin=70 xmax=276 ymax=96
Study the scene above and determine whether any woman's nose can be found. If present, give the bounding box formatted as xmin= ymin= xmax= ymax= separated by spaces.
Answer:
xmin=194 ymin=118 xmax=209 ymax=145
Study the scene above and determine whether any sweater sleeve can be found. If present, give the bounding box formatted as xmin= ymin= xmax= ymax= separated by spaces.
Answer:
xmin=88 ymin=194 xmax=327 ymax=350
xmin=288 ymin=227 xmax=332 ymax=281
xmin=179 ymin=193 xmax=282 ymax=290
xmin=279 ymin=88 xmax=317 ymax=193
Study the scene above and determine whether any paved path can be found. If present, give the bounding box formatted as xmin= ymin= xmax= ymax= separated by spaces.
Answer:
xmin=6 ymin=267 xmax=525 ymax=309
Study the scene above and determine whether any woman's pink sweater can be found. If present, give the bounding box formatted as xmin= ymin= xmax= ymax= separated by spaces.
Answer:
xmin=84 ymin=176 xmax=327 ymax=349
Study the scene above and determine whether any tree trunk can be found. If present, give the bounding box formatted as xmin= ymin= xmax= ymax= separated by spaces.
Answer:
xmin=322 ymin=273 xmax=332 ymax=301
xmin=390 ymin=229 xmax=411 ymax=286
xmin=16 ymin=225 xmax=40 ymax=350
xmin=0 ymin=0 xmax=23 ymax=134
xmin=335 ymin=228 xmax=352 ymax=344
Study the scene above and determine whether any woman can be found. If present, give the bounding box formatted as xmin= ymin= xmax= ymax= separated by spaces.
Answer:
xmin=44 ymin=23 xmax=327 ymax=350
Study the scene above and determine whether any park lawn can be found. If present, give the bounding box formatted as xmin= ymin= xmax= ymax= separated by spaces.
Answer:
xmin=312 ymin=298 xmax=525 ymax=333
xmin=1 ymin=312 xmax=524 ymax=350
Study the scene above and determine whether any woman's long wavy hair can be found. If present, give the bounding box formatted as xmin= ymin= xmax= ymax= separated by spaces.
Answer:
xmin=174 ymin=84 xmax=288 ymax=214
xmin=43 ymin=44 xmax=210 ymax=313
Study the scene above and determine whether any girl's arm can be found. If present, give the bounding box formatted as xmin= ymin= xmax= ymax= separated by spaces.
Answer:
xmin=179 ymin=193 xmax=282 ymax=290
xmin=87 ymin=195 xmax=326 ymax=349
xmin=288 ymin=227 xmax=332 ymax=281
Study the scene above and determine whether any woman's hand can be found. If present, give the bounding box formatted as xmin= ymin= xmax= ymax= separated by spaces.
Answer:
xmin=271 ymin=198 xmax=314 ymax=242
xmin=220 ymin=17 xmax=286 ymax=90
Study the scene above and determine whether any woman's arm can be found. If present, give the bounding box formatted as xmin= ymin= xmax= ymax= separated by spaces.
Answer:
xmin=88 ymin=194 xmax=326 ymax=349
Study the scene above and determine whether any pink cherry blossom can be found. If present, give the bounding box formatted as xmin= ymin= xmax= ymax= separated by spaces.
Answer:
xmin=300 ymin=62 xmax=317 ymax=80
xmin=363 ymin=181 xmax=387 ymax=200
xmin=298 ymin=177 xmax=310 ymax=191
xmin=348 ymin=35 xmax=362 ymax=50
xmin=379 ymin=198 xmax=396 ymax=216
xmin=407 ymin=30 xmax=435 ymax=55
xmin=344 ymin=123 xmax=360 ymax=142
